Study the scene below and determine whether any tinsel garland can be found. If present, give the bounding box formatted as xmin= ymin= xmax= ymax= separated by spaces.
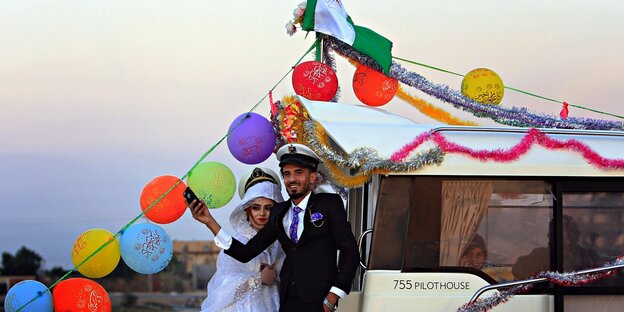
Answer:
xmin=303 ymin=120 xmax=445 ymax=187
xmin=272 ymin=96 xmax=349 ymax=195
xmin=344 ymin=56 xmax=479 ymax=126
xmin=390 ymin=128 xmax=624 ymax=170
xmin=396 ymin=85 xmax=480 ymax=126
xmin=323 ymin=158 xmax=377 ymax=189
xmin=390 ymin=132 xmax=432 ymax=162
xmin=319 ymin=39 xmax=341 ymax=103
xmin=279 ymin=95 xmax=309 ymax=143
xmin=457 ymin=256 xmax=624 ymax=312
xmin=272 ymin=94 xmax=445 ymax=187
xmin=321 ymin=35 xmax=624 ymax=131
xmin=313 ymin=122 xmax=383 ymax=188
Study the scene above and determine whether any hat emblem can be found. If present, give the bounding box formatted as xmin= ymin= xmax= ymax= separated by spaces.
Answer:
xmin=244 ymin=168 xmax=278 ymax=194
xmin=288 ymin=145 xmax=297 ymax=154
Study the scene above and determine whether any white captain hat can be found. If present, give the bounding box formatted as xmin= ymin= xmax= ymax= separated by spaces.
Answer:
xmin=237 ymin=167 xmax=281 ymax=199
xmin=275 ymin=143 xmax=322 ymax=171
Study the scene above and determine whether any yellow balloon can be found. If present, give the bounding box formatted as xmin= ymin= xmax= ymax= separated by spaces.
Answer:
xmin=71 ymin=228 xmax=120 ymax=278
xmin=461 ymin=68 xmax=504 ymax=105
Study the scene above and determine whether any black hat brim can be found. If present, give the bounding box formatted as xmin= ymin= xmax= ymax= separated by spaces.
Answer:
xmin=278 ymin=154 xmax=319 ymax=171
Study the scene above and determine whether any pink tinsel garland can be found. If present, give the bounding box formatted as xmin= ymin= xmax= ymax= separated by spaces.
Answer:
xmin=390 ymin=128 xmax=624 ymax=170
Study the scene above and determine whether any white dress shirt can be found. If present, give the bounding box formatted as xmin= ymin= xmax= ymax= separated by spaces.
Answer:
xmin=283 ymin=191 xmax=310 ymax=241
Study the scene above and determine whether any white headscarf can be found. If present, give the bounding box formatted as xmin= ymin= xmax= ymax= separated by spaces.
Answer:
xmin=229 ymin=180 xmax=283 ymax=238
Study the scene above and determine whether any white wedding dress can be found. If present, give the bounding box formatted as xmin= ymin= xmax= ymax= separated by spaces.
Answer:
xmin=201 ymin=180 xmax=285 ymax=312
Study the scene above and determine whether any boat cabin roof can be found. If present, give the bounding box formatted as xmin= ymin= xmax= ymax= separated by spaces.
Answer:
xmin=299 ymin=96 xmax=624 ymax=177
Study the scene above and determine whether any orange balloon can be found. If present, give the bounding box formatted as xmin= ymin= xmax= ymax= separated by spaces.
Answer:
xmin=352 ymin=64 xmax=398 ymax=107
xmin=53 ymin=278 xmax=111 ymax=312
xmin=140 ymin=175 xmax=187 ymax=224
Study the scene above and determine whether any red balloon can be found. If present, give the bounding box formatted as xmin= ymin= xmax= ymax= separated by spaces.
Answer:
xmin=140 ymin=175 xmax=187 ymax=224
xmin=53 ymin=278 xmax=111 ymax=312
xmin=292 ymin=61 xmax=338 ymax=101
xmin=352 ymin=64 xmax=398 ymax=107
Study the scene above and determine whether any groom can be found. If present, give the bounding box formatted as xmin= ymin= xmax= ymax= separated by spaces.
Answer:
xmin=189 ymin=143 xmax=359 ymax=312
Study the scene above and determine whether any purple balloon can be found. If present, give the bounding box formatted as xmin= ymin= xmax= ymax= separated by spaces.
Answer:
xmin=227 ymin=112 xmax=276 ymax=164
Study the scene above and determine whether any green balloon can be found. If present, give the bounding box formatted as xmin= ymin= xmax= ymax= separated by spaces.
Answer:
xmin=187 ymin=162 xmax=236 ymax=208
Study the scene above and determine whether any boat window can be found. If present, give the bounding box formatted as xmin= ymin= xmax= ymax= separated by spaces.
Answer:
xmin=399 ymin=177 xmax=554 ymax=283
xmin=562 ymin=192 xmax=624 ymax=287
xmin=367 ymin=176 xmax=412 ymax=270
xmin=488 ymin=181 xmax=553 ymax=282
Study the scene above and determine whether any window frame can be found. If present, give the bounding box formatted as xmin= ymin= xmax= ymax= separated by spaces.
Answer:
xmin=366 ymin=175 xmax=624 ymax=296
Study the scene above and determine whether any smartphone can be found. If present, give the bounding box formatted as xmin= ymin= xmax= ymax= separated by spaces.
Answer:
xmin=183 ymin=187 xmax=200 ymax=205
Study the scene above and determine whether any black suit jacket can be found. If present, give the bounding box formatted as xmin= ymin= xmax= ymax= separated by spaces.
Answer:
xmin=225 ymin=192 xmax=359 ymax=304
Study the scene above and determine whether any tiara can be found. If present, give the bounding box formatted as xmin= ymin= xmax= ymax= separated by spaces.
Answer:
xmin=244 ymin=168 xmax=278 ymax=193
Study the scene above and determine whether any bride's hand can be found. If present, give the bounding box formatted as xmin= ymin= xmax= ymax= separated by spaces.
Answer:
xmin=189 ymin=200 xmax=212 ymax=225
xmin=260 ymin=264 xmax=277 ymax=285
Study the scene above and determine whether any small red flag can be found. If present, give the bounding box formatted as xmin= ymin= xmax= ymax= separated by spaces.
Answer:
xmin=560 ymin=102 xmax=569 ymax=119
xmin=269 ymin=91 xmax=278 ymax=117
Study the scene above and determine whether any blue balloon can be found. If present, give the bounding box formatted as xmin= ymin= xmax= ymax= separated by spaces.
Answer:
xmin=120 ymin=222 xmax=173 ymax=274
xmin=4 ymin=280 xmax=53 ymax=312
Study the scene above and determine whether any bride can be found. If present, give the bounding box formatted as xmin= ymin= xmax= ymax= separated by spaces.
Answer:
xmin=200 ymin=167 xmax=285 ymax=312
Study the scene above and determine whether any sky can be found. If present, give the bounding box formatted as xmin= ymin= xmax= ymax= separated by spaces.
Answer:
xmin=1 ymin=0 xmax=623 ymax=269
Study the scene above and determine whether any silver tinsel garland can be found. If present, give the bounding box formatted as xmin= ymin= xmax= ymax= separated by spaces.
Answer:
xmin=321 ymin=35 xmax=624 ymax=131
xmin=457 ymin=256 xmax=624 ymax=312
xmin=303 ymin=121 xmax=445 ymax=175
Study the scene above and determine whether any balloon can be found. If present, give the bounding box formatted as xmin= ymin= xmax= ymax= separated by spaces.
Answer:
xmin=226 ymin=112 xmax=276 ymax=164
xmin=352 ymin=64 xmax=398 ymax=107
xmin=53 ymin=278 xmax=111 ymax=312
xmin=292 ymin=61 xmax=338 ymax=101
xmin=187 ymin=161 xmax=236 ymax=208
xmin=461 ymin=68 xmax=504 ymax=105
xmin=4 ymin=280 xmax=53 ymax=312
xmin=140 ymin=175 xmax=187 ymax=224
xmin=71 ymin=228 xmax=120 ymax=278
xmin=120 ymin=222 xmax=173 ymax=274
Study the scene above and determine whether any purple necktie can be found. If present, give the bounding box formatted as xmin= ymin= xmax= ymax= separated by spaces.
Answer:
xmin=289 ymin=206 xmax=303 ymax=243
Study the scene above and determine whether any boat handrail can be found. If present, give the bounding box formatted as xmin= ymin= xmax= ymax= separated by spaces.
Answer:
xmin=469 ymin=262 xmax=624 ymax=303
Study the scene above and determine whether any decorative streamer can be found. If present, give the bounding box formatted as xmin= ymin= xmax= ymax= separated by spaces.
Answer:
xmin=324 ymin=160 xmax=377 ymax=189
xmin=321 ymin=39 xmax=341 ymax=103
xmin=313 ymin=123 xmax=373 ymax=188
xmin=344 ymin=56 xmax=479 ymax=126
xmin=271 ymin=95 xmax=443 ymax=187
xmin=390 ymin=128 xmax=624 ymax=170
xmin=392 ymin=55 xmax=624 ymax=121
xmin=392 ymin=60 xmax=624 ymax=130
xmin=396 ymin=85 xmax=480 ymax=126
xmin=389 ymin=131 xmax=433 ymax=162
xmin=279 ymin=95 xmax=309 ymax=143
xmin=303 ymin=120 xmax=445 ymax=187
xmin=274 ymin=97 xmax=624 ymax=188
xmin=431 ymin=130 xmax=538 ymax=162
xmin=322 ymin=35 xmax=624 ymax=131
xmin=457 ymin=256 xmax=624 ymax=312
xmin=272 ymin=96 xmax=350 ymax=193
xmin=269 ymin=91 xmax=277 ymax=117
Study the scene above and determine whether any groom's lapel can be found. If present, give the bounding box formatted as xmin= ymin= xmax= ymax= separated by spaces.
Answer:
xmin=276 ymin=199 xmax=292 ymax=242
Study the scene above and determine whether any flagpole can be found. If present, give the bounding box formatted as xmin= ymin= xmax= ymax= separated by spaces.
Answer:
xmin=316 ymin=34 xmax=323 ymax=62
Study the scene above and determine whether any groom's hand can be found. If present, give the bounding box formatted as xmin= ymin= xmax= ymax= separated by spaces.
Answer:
xmin=323 ymin=292 xmax=338 ymax=311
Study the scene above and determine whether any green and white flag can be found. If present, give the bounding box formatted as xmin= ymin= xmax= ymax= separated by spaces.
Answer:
xmin=302 ymin=0 xmax=393 ymax=74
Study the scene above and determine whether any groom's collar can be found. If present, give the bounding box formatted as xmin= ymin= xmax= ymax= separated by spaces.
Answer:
xmin=290 ymin=191 xmax=314 ymax=210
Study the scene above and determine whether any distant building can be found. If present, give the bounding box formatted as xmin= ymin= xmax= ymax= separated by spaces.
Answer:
xmin=173 ymin=240 xmax=219 ymax=290
xmin=1 ymin=275 xmax=36 ymax=306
